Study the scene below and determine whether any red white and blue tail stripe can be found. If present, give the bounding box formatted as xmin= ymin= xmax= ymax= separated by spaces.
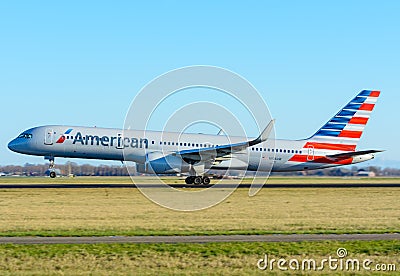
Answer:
xmin=287 ymin=90 xmax=381 ymax=167
xmin=308 ymin=90 xmax=380 ymax=150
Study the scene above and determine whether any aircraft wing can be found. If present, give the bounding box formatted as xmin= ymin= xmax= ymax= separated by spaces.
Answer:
xmin=172 ymin=120 xmax=275 ymax=164
xmin=326 ymin=149 xmax=384 ymax=160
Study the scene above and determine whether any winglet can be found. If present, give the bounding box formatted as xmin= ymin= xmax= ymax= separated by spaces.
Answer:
xmin=249 ymin=119 xmax=275 ymax=146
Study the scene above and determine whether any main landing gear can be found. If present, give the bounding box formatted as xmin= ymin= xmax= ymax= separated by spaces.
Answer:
xmin=184 ymin=176 xmax=211 ymax=185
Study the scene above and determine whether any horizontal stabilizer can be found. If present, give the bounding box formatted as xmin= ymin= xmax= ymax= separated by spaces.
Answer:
xmin=326 ymin=149 xmax=384 ymax=160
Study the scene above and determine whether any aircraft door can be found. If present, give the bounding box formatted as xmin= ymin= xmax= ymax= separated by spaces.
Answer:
xmin=307 ymin=145 xmax=314 ymax=161
xmin=44 ymin=128 xmax=54 ymax=145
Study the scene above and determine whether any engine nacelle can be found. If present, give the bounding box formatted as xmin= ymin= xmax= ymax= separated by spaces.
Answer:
xmin=351 ymin=153 xmax=374 ymax=164
xmin=136 ymin=152 xmax=190 ymax=174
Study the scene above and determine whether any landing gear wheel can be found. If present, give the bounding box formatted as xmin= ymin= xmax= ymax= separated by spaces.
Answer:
xmin=202 ymin=176 xmax=210 ymax=185
xmin=49 ymin=171 xmax=56 ymax=178
xmin=185 ymin=176 xmax=195 ymax=184
xmin=194 ymin=176 xmax=202 ymax=185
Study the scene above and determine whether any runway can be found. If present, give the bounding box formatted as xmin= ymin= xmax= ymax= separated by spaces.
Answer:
xmin=0 ymin=233 xmax=398 ymax=244
xmin=0 ymin=183 xmax=399 ymax=189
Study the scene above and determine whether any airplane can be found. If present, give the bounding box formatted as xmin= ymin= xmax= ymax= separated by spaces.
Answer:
xmin=8 ymin=90 xmax=382 ymax=184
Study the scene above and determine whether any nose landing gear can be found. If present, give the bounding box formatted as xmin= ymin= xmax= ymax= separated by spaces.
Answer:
xmin=46 ymin=156 xmax=57 ymax=178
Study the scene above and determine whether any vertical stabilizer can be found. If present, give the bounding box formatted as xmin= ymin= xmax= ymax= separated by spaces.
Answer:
xmin=308 ymin=90 xmax=380 ymax=151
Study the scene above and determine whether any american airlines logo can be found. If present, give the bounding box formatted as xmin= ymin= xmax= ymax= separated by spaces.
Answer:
xmin=70 ymin=131 xmax=148 ymax=149
xmin=55 ymin=128 xmax=73 ymax=144
xmin=56 ymin=129 xmax=148 ymax=149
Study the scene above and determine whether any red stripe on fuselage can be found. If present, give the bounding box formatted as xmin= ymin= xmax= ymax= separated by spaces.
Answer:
xmin=288 ymin=154 xmax=353 ymax=165
xmin=304 ymin=142 xmax=356 ymax=151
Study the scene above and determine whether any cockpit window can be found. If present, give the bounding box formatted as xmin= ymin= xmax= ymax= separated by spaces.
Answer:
xmin=18 ymin=133 xmax=33 ymax=139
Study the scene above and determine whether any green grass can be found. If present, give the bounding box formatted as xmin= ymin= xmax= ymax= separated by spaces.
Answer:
xmin=0 ymin=187 xmax=398 ymax=237
xmin=0 ymin=240 xmax=398 ymax=275
xmin=0 ymin=177 xmax=398 ymax=274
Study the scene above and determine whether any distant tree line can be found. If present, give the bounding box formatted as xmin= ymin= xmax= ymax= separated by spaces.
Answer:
xmin=1 ymin=163 xmax=400 ymax=177
xmin=0 ymin=162 xmax=131 ymax=176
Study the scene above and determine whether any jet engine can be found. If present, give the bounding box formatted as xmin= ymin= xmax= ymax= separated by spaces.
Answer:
xmin=136 ymin=152 xmax=190 ymax=174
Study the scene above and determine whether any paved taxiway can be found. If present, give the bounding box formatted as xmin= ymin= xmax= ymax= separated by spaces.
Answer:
xmin=0 ymin=183 xmax=399 ymax=189
xmin=0 ymin=234 xmax=398 ymax=244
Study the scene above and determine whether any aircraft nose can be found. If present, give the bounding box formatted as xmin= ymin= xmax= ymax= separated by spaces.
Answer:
xmin=8 ymin=139 xmax=16 ymax=151
xmin=8 ymin=139 xmax=21 ymax=153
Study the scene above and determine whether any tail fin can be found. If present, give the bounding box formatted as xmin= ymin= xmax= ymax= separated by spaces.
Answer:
xmin=308 ymin=90 xmax=380 ymax=150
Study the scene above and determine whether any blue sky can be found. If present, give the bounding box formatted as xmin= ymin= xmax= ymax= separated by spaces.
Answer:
xmin=0 ymin=1 xmax=399 ymax=167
